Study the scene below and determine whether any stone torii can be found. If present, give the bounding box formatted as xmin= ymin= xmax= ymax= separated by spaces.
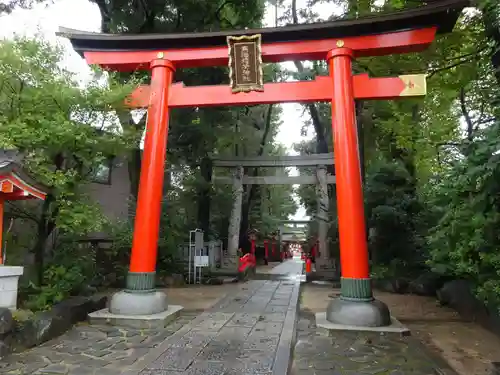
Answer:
xmin=211 ymin=153 xmax=335 ymax=274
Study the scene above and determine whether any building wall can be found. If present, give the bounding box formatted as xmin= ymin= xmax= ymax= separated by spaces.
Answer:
xmin=85 ymin=156 xmax=131 ymax=225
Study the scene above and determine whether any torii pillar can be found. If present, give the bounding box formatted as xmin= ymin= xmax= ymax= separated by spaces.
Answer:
xmin=108 ymin=57 xmax=177 ymax=316
xmin=326 ymin=46 xmax=390 ymax=326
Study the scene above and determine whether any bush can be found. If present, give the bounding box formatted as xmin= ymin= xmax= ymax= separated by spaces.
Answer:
xmin=365 ymin=159 xmax=427 ymax=276
xmin=20 ymin=241 xmax=96 ymax=311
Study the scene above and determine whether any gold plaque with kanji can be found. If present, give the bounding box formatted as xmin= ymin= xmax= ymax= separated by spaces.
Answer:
xmin=227 ymin=34 xmax=264 ymax=93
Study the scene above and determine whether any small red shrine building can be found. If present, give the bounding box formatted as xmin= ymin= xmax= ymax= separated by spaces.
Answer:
xmin=0 ymin=150 xmax=48 ymax=309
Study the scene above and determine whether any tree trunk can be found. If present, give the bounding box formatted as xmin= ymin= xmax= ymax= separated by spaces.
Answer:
xmin=228 ymin=166 xmax=244 ymax=258
xmin=128 ymin=147 xmax=142 ymax=201
xmin=197 ymin=157 xmax=213 ymax=235
xmin=33 ymin=194 xmax=54 ymax=286
xmin=238 ymin=105 xmax=274 ymax=249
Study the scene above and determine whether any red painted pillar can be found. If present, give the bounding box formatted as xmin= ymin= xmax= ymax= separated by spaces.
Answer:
xmin=127 ymin=57 xmax=175 ymax=292
xmin=328 ymin=47 xmax=371 ymax=300
xmin=264 ymin=240 xmax=269 ymax=259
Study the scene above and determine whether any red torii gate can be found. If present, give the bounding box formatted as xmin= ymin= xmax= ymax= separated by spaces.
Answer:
xmin=59 ymin=0 xmax=465 ymax=326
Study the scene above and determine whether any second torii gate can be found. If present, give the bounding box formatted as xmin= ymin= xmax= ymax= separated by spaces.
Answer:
xmin=211 ymin=152 xmax=335 ymax=274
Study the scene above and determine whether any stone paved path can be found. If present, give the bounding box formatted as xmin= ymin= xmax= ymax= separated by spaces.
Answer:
xmin=133 ymin=259 xmax=304 ymax=375
xmin=292 ymin=312 xmax=458 ymax=375
xmin=0 ymin=311 xmax=200 ymax=375
xmin=0 ymin=260 xmax=303 ymax=375
xmin=1 ymin=259 xmax=457 ymax=375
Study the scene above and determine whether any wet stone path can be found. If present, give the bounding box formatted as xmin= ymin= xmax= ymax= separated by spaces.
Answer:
xmin=0 ymin=260 xmax=303 ymax=375
xmin=0 ymin=259 xmax=457 ymax=375
xmin=135 ymin=259 xmax=303 ymax=375
xmin=291 ymin=310 xmax=457 ymax=375
xmin=0 ymin=311 xmax=199 ymax=375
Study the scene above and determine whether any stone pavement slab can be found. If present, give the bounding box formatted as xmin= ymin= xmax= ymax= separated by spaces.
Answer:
xmin=134 ymin=260 xmax=304 ymax=375
xmin=1 ymin=258 xmax=455 ymax=375
xmin=0 ymin=260 xmax=303 ymax=375
xmin=0 ymin=311 xmax=199 ymax=375
xmin=291 ymin=310 xmax=458 ymax=375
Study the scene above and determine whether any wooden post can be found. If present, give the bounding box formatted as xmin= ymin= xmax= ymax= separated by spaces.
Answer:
xmin=328 ymin=47 xmax=371 ymax=301
xmin=227 ymin=166 xmax=243 ymax=267
xmin=127 ymin=58 xmax=175 ymax=292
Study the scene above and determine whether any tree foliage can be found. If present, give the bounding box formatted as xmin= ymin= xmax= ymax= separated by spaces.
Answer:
xmin=0 ymin=37 xmax=136 ymax=307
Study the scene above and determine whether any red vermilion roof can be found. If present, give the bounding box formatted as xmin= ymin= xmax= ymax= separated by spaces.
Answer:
xmin=0 ymin=150 xmax=48 ymax=201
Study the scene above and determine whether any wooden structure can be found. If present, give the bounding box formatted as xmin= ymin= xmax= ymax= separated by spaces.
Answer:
xmin=0 ymin=150 xmax=48 ymax=310
xmin=59 ymin=0 xmax=466 ymax=325
xmin=0 ymin=150 xmax=48 ymax=264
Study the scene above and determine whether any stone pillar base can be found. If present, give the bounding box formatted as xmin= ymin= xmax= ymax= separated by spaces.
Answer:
xmin=326 ymin=276 xmax=391 ymax=327
xmin=109 ymin=290 xmax=168 ymax=316
xmin=90 ymin=303 xmax=182 ymax=329
xmin=326 ymin=297 xmax=391 ymax=327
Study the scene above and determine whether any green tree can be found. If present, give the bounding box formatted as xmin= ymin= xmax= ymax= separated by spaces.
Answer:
xmin=0 ymin=37 xmax=136 ymax=290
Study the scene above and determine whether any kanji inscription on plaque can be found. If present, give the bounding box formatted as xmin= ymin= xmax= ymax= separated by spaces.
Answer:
xmin=227 ymin=34 xmax=264 ymax=93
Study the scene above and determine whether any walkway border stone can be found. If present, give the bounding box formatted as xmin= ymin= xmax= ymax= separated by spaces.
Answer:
xmin=272 ymin=279 xmax=300 ymax=375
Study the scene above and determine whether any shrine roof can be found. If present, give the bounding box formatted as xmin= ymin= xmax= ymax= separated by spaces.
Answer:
xmin=0 ymin=150 xmax=48 ymax=200
xmin=58 ymin=0 xmax=467 ymax=55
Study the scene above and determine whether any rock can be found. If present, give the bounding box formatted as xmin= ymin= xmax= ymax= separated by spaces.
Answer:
xmin=438 ymin=280 xmax=500 ymax=337
xmin=377 ymin=278 xmax=409 ymax=294
xmin=393 ymin=278 xmax=409 ymax=294
xmin=164 ymin=273 xmax=185 ymax=287
xmin=0 ymin=338 xmax=11 ymax=358
xmin=0 ymin=308 xmax=13 ymax=335
xmin=408 ymin=272 xmax=443 ymax=296
xmin=437 ymin=280 xmax=487 ymax=320
xmin=491 ymin=362 xmax=500 ymax=375
xmin=14 ymin=295 xmax=107 ymax=348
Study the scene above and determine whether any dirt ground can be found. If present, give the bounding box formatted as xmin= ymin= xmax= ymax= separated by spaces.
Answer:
xmin=301 ymin=283 xmax=500 ymax=375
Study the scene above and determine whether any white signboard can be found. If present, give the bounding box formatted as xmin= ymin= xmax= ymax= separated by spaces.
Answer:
xmin=194 ymin=255 xmax=209 ymax=267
